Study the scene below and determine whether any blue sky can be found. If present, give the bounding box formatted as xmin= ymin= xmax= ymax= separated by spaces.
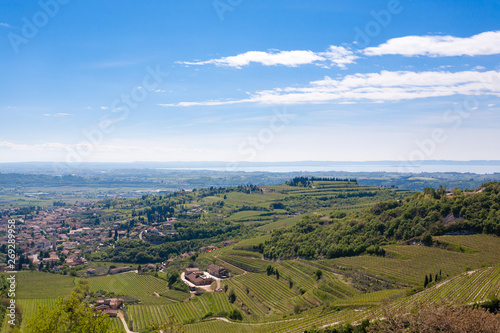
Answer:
xmin=1 ymin=0 xmax=500 ymax=163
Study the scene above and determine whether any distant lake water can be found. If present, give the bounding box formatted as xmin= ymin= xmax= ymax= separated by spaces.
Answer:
xmin=157 ymin=164 xmax=500 ymax=174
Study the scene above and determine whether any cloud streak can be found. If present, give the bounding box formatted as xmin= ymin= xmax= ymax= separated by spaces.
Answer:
xmin=161 ymin=70 xmax=500 ymax=106
xmin=363 ymin=31 xmax=500 ymax=57
xmin=179 ymin=46 xmax=358 ymax=69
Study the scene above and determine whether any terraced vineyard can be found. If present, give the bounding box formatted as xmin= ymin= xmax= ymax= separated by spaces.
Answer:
xmin=275 ymin=260 xmax=318 ymax=290
xmin=218 ymin=255 xmax=269 ymax=272
xmin=213 ymin=180 xmax=412 ymax=227
xmin=161 ymin=289 xmax=191 ymax=301
xmin=88 ymin=272 xmax=171 ymax=305
xmin=128 ymin=292 xmax=234 ymax=330
xmin=12 ymin=236 xmax=498 ymax=333
xmin=231 ymin=273 xmax=297 ymax=313
xmin=331 ymin=234 xmax=500 ymax=286
xmin=334 ymin=288 xmax=406 ymax=306
xmin=183 ymin=265 xmax=500 ymax=333
xmin=223 ymin=278 xmax=270 ymax=318
xmin=406 ymin=264 xmax=500 ymax=306
xmin=229 ymin=209 xmax=288 ymax=222
xmin=223 ymin=249 xmax=263 ymax=258
xmin=213 ymin=258 xmax=246 ymax=275
xmin=182 ymin=307 xmax=369 ymax=333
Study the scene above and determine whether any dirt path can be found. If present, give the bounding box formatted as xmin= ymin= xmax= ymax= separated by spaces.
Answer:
xmin=118 ymin=312 xmax=137 ymax=333
xmin=212 ymin=317 xmax=303 ymax=325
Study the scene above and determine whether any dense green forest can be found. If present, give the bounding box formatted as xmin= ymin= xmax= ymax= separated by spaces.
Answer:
xmin=262 ymin=182 xmax=500 ymax=259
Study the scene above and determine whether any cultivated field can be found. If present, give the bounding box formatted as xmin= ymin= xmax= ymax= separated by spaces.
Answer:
xmin=88 ymin=272 xmax=171 ymax=305
xmin=128 ymin=292 xmax=234 ymax=330
xmin=11 ymin=271 xmax=76 ymax=299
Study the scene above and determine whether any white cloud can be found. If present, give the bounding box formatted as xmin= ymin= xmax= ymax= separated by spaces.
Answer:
xmin=161 ymin=70 xmax=500 ymax=106
xmin=364 ymin=31 xmax=500 ymax=57
xmin=179 ymin=47 xmax=357 ymax=69
xmin=100 ymin=106 xmax=109 ymax=110
xmin=0 ymin=23 xmax=12 ymax=28
xmin=159 ymin=99 xmax=251 ymax=107
xmin=319 ymin=46 xmax=359 ymax=69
